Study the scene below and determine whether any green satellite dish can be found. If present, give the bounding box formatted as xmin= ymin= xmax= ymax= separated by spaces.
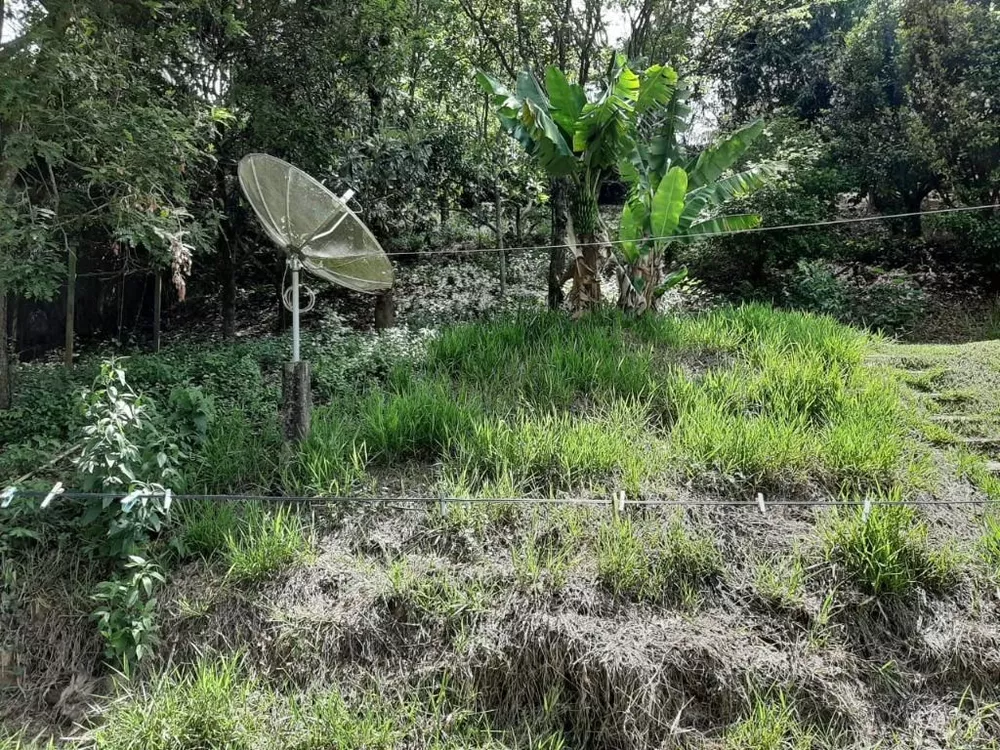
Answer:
xmin=237 ymin=153 xmax=393 ymax=361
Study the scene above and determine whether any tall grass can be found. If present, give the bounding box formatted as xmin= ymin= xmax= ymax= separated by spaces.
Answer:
xmin=223 ymin=504 xmax=313 ymax=582
xmin=289 ymin=305 xmax=901 ymax=497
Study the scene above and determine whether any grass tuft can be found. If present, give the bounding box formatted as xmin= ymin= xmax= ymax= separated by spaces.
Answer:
xmin=725 ymin=690 xmax=814 ymax=750
xmin=821 ymin=493 xmax=954 ymax=596
xmin=224 ymin=504 xmax=313 ymax=582
xmin=596 ymin=514 xmax=720 ymax=605
xmin=754 ymin=553 xmax=806 ymax=609
xmin=89 ymin=657 xmax=260 ymax=750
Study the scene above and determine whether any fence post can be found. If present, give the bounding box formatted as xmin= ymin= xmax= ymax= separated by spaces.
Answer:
xmin=495 ymin=180 xmax=506 ymax=297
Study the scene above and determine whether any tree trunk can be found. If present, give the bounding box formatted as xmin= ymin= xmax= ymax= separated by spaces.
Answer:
xmin=617 ymin=251 xmax=662 ymax=316
xmin=152 ymin=272 xmax=162 ymax=352
xmin=375 ymin=289 xmax=395 ymax=330
xmin=904 ymin=193 xmax=924 ymax=237
xmin=64 ymin=242 xmax=76 ymax=368
xmin=495 ymin=184 xmax=506 ymax=297
xmin=0 ymin=290 xmax=9 ymax=410
xmin=566 ymin=184 xmax=603 ymax=316
xmin=221 ymin=233 xmax=236 ymax=338
xmin=547 ymin=178 xmax=568 ymax=310
xmin=216 ymin=160 xmax=238 ymax=339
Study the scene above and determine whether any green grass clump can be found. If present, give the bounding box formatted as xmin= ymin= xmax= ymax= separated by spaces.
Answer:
xmin=754 ymin=553 xmax=806 ymax=609
xmin=224 ymin=505 xmax=313 ymax=582
xmin=174 ymin=500 xmax=242 ymax=559
xmin=821 ymin=497 xmax=953 ymax=596
xmin=978 ymin=514 xmax=1000 ymax=576
xmin=724 ymin=691 xmax=814 ymax=750
xmin=287 ymin=414 xmax=369 ymax=495
xmin=384 ymin=560 xmax=493 ymax=632
xmin=512 ymin=522 xmax=582 ymax=590
xmin=185 ymin=410 xmax=282 ymax=494
xmin=596 ymin=515 xmax=720 ymax=605
xmin=89 ymin=657 xmax=261 ymax=750
xmin=357 ymin=378 xmax=483 ymax=462
xmin=88 ymin=658 xmax=566 ymax=750
xmin=450 ymin=398 xmax=661 ymax=495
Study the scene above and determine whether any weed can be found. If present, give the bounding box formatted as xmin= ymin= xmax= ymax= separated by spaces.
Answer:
xmin=91 ymin=556 xmax=165 ymax=670
xmin=596 ymin=514 xmax=720 ymax=604
xmin=754 ymin=553 xmax=806 ymax=609
xmin=512 ymin=525 xmax=579 ymax=590
xmin=821 ymin=494 xmax=953 ymax=596
xmin=174 ymin=500 xmax=242 ymax=560
xmin=224 ymin=505 xmax=312 ymax=582
xmin=88 ymin=657 xmax=262 ymax=750
xmin=725 ymin=690 xmax=813 ymax=750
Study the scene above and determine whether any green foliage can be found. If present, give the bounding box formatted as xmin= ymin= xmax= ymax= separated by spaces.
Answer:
xmin=784 ymin=260 xmax=928 ymax=334
xmin=830 ymin=0 xmax=1000 ymax=229
xmin=223 ymin=505 xmax=312 ymax=583
xmin=89 ymin=657 xmax=262 ymax=750
xmin=91 ymin=556 xmax=166 ymax=672
xmin=754 ymin=553 xmax=806 ymax=609
xmin=978 ymin=514 xmax=1000 ymax=576
xmin=89 ymin=658 xmax=567 ymax=750
xmin=173 ymin=500 xmax=242 ymax=560
xmin=596 ymin=515 xmax=720 ymax=604
xmin=821 ymin=497 xmax=953 ymax=595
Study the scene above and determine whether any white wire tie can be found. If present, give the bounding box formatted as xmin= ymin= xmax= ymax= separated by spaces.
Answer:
xmin=862 ymin=497 xmax=873 ymax=523
xmin=756 ymin=492 xmax=766 ymax=514
xmin=163 ymin=489 xmax=173 ymax=512
xmin=121 ymin=490 xmax=142 ymax=512
xmin=1 ymin=486 xmax=16 ymax=509
xmin=40 ymin=482 xmax=64 ymax=509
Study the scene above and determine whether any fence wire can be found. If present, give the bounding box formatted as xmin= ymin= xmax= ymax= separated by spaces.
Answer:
xmin=1 ymin=488 xmax=995 ymax=511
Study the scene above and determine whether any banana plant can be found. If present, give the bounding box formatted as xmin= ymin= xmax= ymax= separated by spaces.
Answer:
xmin=617 ymin=117 xmax=782 ymax=315
xmin=478 ymin=58 xmax=678 ymax=316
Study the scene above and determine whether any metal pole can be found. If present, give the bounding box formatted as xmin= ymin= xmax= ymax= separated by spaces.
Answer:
xmin=289 ymin=257 xmax=301 ymax=362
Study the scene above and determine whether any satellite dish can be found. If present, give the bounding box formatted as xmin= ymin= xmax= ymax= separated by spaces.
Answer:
xmin=237 ymin=153 xmax=393 ymax=362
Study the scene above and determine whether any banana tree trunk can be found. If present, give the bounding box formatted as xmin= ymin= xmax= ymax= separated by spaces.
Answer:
xmin=567 ymin=185 xmax=604 ymax=316
xmin=617 ymin=252 xmax=662 ymax=316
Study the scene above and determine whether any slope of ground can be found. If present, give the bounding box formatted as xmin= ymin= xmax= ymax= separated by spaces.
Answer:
xmin=3 ymin=306 xmax=1000 ymax=749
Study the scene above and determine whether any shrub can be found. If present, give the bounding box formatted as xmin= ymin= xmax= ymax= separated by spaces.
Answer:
xmin=783 ymin=260 xmax=928 ymax=335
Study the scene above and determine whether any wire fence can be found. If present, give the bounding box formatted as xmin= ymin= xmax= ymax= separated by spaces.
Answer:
xmin=2 ymin=487 xmax=995 ymax=513
xmin=5 ymin=202 xmax=1000 ymax=518
xmin=383 ymin=202 xmax=1000 ymax=258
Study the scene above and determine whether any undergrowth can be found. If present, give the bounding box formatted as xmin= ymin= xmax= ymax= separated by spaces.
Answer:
xmin=85 ymin=658 xmax=568 ymax=750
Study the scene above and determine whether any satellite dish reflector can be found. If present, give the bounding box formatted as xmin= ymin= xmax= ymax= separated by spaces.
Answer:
xmin=237 ymin=153 xmax=393 ymax=293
